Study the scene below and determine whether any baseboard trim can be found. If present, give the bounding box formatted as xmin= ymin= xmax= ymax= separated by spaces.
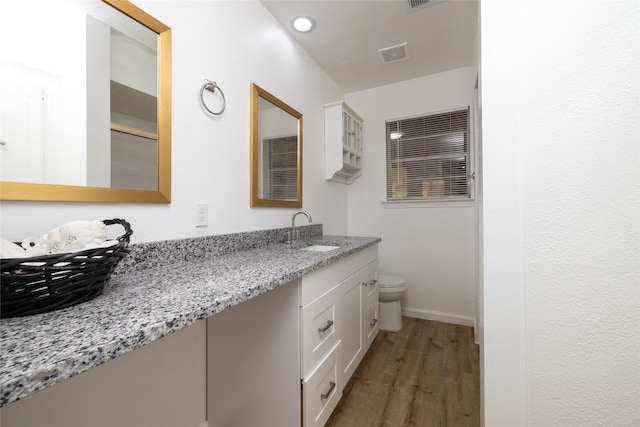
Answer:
xmin=401 ymin=307 xmax=475 ymax=327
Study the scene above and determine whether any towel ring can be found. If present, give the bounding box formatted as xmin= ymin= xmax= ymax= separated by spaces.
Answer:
xmin=200 ymin=79 xmax=226 ymax=115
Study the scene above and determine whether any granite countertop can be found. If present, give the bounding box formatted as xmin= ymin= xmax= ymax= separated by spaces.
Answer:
xmin=0 ymin=233 xmax=380 ymax=407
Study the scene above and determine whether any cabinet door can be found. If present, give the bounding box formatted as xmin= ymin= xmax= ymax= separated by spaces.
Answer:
xmin=302 ymin=342 xmax=342 ymax=427
xmin=361 ymin=262 xmax=379 ymax=351
xmin=364 ymin=301 xmax=379 ymax=350
xmin=342 ymin=111 xmax=350 ymax=149
xmin=301 ymin=285 xmax=339 ymax=378
xmin=339 ymin=272 xmax=363 ymax=384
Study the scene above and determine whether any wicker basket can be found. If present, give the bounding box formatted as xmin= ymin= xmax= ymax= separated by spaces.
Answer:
xmin=0 ymin=219 xmax=133 ymax=319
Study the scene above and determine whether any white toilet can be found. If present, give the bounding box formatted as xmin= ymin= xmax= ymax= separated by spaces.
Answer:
xmin=377 ymin=274 xmax=408 ymax=332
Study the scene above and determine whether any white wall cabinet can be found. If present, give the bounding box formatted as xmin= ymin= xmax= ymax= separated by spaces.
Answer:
xmin=324 ymin=101 xmax=364 ymax=184
xmin=299 ymin=245 xmax=379 ymax=427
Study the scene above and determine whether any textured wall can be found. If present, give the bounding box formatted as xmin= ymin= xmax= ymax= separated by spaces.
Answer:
xmin=524 ymin=2 xmax=640 ymax=425
xmin=482 ymin=0 xmax=640 ymax=425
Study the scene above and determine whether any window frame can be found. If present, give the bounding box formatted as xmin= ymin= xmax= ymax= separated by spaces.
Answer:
xmin=384 ymin=107 xmax=474 ymax=205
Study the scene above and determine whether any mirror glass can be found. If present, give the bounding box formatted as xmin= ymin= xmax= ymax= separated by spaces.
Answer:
xmin=250 ymin=83 xmax=302 ymax=208
xmin=0 ymin=0 xmax=171 ymax=203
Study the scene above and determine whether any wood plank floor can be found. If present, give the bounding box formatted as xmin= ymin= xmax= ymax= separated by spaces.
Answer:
xmin=326 ymin=317 xmax=480 ymax=427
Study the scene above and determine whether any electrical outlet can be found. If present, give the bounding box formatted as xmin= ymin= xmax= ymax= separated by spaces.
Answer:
xmin=195 ymin=203 xmax=208 ymax=227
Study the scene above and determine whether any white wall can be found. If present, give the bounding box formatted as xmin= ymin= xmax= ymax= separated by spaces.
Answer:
xmin=0 ymin=0 xmax=348 ymax=243
xmin=481 ymin=1 xmax=640 ymax=426
xmin=345 ymin=67 xmax=477 ymax=325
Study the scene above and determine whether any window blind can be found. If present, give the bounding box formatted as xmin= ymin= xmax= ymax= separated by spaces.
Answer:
xmin=386 ymin=108 xmax=470 ymax=201
xmin=266 ymin=135 xmax=298 ymax=201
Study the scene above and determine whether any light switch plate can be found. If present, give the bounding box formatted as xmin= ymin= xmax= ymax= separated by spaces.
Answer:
xmin=195 ymin=202 xmax=208 ymax=227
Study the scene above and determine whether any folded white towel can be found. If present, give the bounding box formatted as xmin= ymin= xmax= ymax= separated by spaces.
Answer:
xmin=3 ymin=220 xmax=114 ymax=259
xmin=1 ymin=238 xmax=26 ymax=258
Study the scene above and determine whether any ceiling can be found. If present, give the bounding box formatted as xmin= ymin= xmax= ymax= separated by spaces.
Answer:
xmin=260 ymin=0 xmax=479 ymax=93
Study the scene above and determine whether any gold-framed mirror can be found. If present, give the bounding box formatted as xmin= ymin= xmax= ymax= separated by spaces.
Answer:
xmin=250 ymin=83 xmax=302 ymax=208
xmin=0 ymin=0 xmax=171 ymax=203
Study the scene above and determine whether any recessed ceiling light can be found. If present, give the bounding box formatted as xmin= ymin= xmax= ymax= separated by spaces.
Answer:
xmin=291 ymin=16 xmax=316 ymax=33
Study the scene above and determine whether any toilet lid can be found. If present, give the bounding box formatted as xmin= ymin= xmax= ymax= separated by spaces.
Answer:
xmin=377 ymin=274 xmax=407 ymax=288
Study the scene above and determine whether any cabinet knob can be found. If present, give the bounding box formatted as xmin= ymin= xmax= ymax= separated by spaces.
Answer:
xmin=370 ymin=318 xmax=378 ymax=327
xmin=321 ymin=381 xmax=336 ymax=399
xmin=318 ymin=320 xmax=334 ymax=333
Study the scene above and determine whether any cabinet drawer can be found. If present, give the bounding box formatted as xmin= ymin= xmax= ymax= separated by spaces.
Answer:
xmin=302 ymin=342 xmax=342 ymax=427
xmin=301 ymin=286 xmax=338 ymax=378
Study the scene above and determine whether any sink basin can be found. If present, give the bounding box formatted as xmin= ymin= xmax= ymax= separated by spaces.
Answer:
xmin=300 ymin=244 xmax=340 ymax=252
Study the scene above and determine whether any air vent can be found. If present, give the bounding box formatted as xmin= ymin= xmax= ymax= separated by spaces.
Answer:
xmin=377 ymin=43 xmax=410 ymax=64
xmin=407 ymin=0 xmax=444 ymax=12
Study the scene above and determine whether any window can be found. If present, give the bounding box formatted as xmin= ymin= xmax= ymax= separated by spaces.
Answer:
xmin=386 ymin=107 xmax=471 ymax=201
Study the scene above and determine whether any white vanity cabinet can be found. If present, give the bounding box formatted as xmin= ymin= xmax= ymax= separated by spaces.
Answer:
xmin=0 ymin=243 xmax=379 ymax=427
xmin=299 ymin=245 xmax=379 ymax=427
xmin=324 ymin=101 xmax=364 ymax=184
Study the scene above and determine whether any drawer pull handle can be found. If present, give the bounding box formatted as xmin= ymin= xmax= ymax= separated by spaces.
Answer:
xmin=318 ymin=320 xmax=334 ymax=333
xmin=370 ymin=318 xmax=378 ymax=327
xmin=363 ymin=279 xmax=377 ymax=287
xmin=321 ymin=381 xmax=336 ymax=399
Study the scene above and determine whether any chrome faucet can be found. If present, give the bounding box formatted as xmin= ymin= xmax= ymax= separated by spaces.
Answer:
xmin=287 ymin=210 xmax=312 ymax=243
